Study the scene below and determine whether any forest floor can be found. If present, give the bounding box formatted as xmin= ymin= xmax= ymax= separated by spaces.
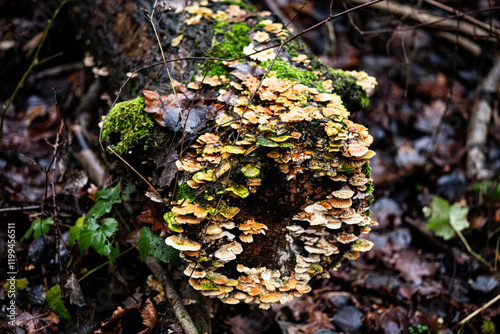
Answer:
xmin=1 ymin=0 xmax=500 ymax=333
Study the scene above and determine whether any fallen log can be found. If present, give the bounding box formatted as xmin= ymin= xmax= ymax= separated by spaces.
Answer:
xmin=70 ymin=0 xmax=378 ymax=311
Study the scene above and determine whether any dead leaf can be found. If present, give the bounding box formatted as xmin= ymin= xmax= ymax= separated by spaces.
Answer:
xmin=137 ymin=201 xmax=168 ymax=237
xmin=138 ymin=298 xmax=157 ymax=334
xmin=393 ymin=251 xmax=440 ymax=285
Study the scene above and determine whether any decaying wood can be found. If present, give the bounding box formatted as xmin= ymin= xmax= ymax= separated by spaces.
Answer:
xmin=72 ymin=0 xmax=377 ymax=311
xmin=466 ymin=54 xmax=500 ymax=179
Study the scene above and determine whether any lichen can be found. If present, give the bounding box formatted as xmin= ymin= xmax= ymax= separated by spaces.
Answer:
xmin=101 ymin=96 xmax=154 ymax=156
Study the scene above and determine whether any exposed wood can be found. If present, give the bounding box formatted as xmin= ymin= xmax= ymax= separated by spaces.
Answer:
xmin=466 ymin=54 xmax=500 ymax=179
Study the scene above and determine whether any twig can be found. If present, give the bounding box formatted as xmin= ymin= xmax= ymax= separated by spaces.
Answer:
xmin=404 ymin=217 xmax=450 ymax=251
xmin=459 ymin=292 xmax=500 ymax=325
xmin=453 ymin=226 xmax=494 ymax=271
xmin=423 ymin=0 xmax=500 ymax=37
xmin=72 ymin=125 xmax=107 ymax=187
xmin=466 ymin=54 xmax=500 ymax=179
xmin=348 ymin=0 xmax=497 ymax=41
xmin=0 ymin=0 xmax=67 ymax=144
xmin=77 ymin=246 xmax=135 ymax=282
xmin=144 ymin=256 xmax=198 ymax=334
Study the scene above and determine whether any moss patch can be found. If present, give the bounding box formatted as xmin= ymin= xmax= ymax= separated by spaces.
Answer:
xmin=221 ymin=0 xmax=257 ymax=12
xmin=202 ymin=22 xmax=252 ymax=77
xmin=101 ymin=96 xmax=155 ymax=156
xmin=261 ymin=57 xmax=324 ymax=90
xmin=327 ymin=69 xmax=369 ymax=111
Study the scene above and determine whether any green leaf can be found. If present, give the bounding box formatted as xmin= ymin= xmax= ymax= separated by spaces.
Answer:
xmin=69 ymin=216 xmax=85 ymax=246
xmin=482 ymin=320 xmax=495 ymax=334
xmin=121 ymin=183 xmax=136 ymax=201
xmin=109 ymin=242 xmax=120 ymax=265
xmin=425 ymin=197 xmax=469 ymax=240
xmin=21 ymin=217 xmax=54 ymax=243
xmin=101 ymin=218 xmax=118 ymax=237
xmin=87 ymin=182 xmax=123 ymax=219
xmin=139 ymin=227 xmax=180 ymax=264
xmin=45 ymin=284 xmax=71 ymax=320
xmin=449 ymin=203 xmax=469 ymax=231
xmin=86 ymin=201 xmax=113 ymax=220
xmin=78 ymin=218 xmax=98 ymax=252
xmin=2 ymin=278 xmax=29 ymax=295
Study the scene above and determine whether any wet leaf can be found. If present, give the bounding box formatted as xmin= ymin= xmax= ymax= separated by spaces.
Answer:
xmin=139 ymin=226 xmax=180 ymax=264
xmin=45 ymin=284 xmax=71 ymax=320
xmin=424 ymin=197 xmax=469 ymax=240
xmin=21 ymin=217 xmax=54 ymax=242
xmin=138 ymin=298 xmax=157 ymax=334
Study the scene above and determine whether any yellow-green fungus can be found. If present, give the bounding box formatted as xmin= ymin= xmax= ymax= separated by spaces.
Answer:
xmin=256 ymin=137 xmax=278 ymax=147
xmin=193 ymin=170 xmax=214 ymax=183
xmin=241 ymin=165 xmax=260 ymax=178
xmin=163 ymin=212 xmax=184 ymax=233
xmin=225 ymin=184 xmax=250 ymax=198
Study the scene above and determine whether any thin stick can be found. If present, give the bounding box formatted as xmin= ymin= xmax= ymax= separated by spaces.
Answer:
xmin=77 ymin=246 xmax=135 ymax=282
xmin=0 ymin=0 xmax=67 ymax=144
xmin=459 ymin=293 xmax=500 ymax=325
xmin=107 ymin=146 xmax=166 ymax=205
xmin=144 ymin=256 xmax=198 ymax=334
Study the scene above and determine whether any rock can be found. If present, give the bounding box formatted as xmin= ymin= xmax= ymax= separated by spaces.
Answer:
xmin=332 ymin=306 xmax=364 ymax=334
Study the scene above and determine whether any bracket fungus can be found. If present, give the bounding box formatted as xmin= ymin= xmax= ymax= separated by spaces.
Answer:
xmin=101 ymin=0 xmax=378 ymax=310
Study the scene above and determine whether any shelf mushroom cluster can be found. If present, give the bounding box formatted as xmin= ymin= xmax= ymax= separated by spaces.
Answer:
xmin=161 ymin=62 xmax=377 ymax=309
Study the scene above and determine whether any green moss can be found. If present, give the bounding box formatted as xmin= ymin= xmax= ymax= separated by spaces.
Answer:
xmin=260 ymin=58 xmax=325 ymax=90
xmin=221 ymin=0 xmax=257 ymax=12
xmin=101 ymin=97 xmax=154 ymax=156
xmin=204 ymin=22 xmax=252 ymax=77
xmin=327 ymin=69 xmax=369 ymax=111
xmin=200 ymin=280 xmax=218 ymax=290
xmin=361 ymin=161 xmax=372 ymax=178
xmin=175 ymin=182 xmax=196 ymax=202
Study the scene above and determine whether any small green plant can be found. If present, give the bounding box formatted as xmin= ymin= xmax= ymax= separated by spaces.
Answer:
xmin=481 ymin=320 xmax=495 ymax=334
xmin=408 ymin=324 xmax=429 ymax=334
xmin=21 ymin=217 xmax=54 ymax=242
xmin=2 ymin=278 xmax=29 ymax=295
xmin=423 ymin=197 xmax=469 ymax=240
xmin=69 ymin=181 xmax=135 ymax=264
xmin=138 ymin=226 xmax=180 ymax=264
xmin=424 ymin=197 xmax=494 ymax=270
xmin=471 ymin=180 xmax=500 ymax=205
xmin=45 ymin=284 xmax=70 ymax=320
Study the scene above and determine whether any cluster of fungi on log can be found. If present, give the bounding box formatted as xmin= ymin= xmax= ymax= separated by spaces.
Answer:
xmin=103 ymin=0 xmax=378 ymax=309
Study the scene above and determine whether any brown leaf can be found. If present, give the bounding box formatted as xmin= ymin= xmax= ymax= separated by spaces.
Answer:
xmin=94 ymin=303 xmax=140 ymax=334
xmin=137 ymin=201 xmax=169 ymax=237
xmin=138 ymin=298 xmax=157 ymax=334
xmin=393 ymin=251 xmax=440 ymax=285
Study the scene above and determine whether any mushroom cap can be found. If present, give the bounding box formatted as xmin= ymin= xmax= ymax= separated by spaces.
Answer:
xmin=327 ymin=197 xmax=352 ymax=208
xmin=351 ymin=239 xmax=374 ymax=252
xmin=332 ymin=185 xmax=355 ymax=199
xmin=337 ymin=233 xmax=359 ymax=244
xmin=184 ymin=266 xmax=206 ymax=278
xmin=214 ymin=241 xmax=244 ymax=261
xmin=166 ymin=234 xmax=202 ymax=251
